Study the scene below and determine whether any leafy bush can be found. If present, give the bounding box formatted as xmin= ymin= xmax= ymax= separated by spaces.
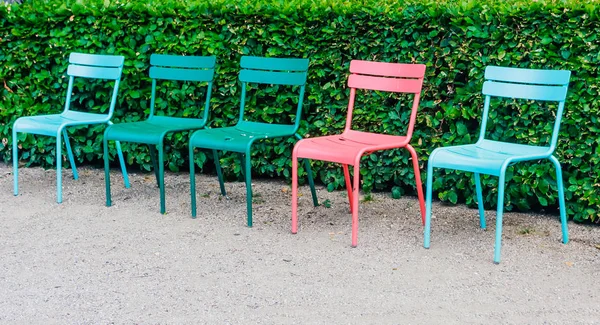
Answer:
xmin=1 ymin=0 xmax=598 ymax=222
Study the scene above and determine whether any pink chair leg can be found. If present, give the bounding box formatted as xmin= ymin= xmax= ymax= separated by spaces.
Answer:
xmin=351 ymin=163 xmax=360 ymax=247
xmin=291 ymin=153 xmax=299 ymax=234
xmin=343 ymin=164 xmax=354 ymax=214
xmin=407 ymin=144 xmax=426 ymax=225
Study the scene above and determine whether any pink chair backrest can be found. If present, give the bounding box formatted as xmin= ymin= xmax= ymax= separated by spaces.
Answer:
xmin=343 ymin=60 xmax=426 ymax=136
xmin=348 ymin=60 xmax=426 ymax=93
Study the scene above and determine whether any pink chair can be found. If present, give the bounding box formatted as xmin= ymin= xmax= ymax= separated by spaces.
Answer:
xmin=291 ymin=60 xmax=427 ymax=247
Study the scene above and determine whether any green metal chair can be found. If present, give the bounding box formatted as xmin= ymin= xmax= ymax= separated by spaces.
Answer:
xmin=13 ymin=52 xmax=130 ymax=203
xmin=104 ymin=54 xmax=216 ymax=213
xmin=189 ymin=56 xmax=318 ymax=226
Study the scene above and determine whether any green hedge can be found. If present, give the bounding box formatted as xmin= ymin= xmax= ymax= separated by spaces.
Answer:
xmin=1 ymin=0 xmax=599 ymax=222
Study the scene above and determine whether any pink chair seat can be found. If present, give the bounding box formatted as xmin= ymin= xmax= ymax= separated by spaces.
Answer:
xmin=295 ymin=130 xmax=409 ymax=165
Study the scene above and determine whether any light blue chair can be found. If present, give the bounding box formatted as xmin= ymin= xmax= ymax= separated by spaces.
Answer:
xmin=423 ymin=66 xmax=571 ymax=264
xmin=13 ymin=53 xmax=130 ymax=203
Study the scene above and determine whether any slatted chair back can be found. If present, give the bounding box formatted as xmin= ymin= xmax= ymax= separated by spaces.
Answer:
xmin=479 ymin=66 xmax=571 ymax=152
xmin=237 ymin=56 xmax=310 ymax=131
xmin=64 ymin=53 xmax=125 ymax=117
xmin=345 ymin=60 xmax=426 ymax=139
xmin=148 ymin=54 xmax=216 ymax=121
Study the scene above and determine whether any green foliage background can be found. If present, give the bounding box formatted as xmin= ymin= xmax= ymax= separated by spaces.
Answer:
xmin=0 ymin=0 xmax=598 ymax=222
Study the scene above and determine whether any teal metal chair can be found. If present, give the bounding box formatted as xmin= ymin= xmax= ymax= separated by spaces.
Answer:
xmin=423 ymin=66 xmax=571 ymax=264
xmin=104 ymin=54 xmax=216 ymax=214
xmin=189 ymin=56 xmax=318 ymax=226
xmin=13 ymin=52 xmax=129 ymax=203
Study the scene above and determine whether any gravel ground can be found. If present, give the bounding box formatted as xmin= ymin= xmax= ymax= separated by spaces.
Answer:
xmin=0 ymin=164 xmax=599 ymax=324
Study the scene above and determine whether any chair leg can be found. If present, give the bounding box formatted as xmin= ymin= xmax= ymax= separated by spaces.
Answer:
xmin=474 ymin=173 xmax=486 ymax=229
xmin=114 ymin=141 xmax=130 ymax=189
xmin=56 ymin=131 xmax=63 ymax=203
xmin=291 ymin=153 xmax=299 ymax=234
xmin=62 ymin=129 xmax=78 ymax=180
xmin=423 ymin=161 xmax=434 ymax=249
xmin=106 ymin=122 xmax=130 ymax=189
xmin=351 ymin=164 xmax=360 ymax=247
xmin=158 ymin=143 xmax=166 ymax=214
xmin=493 ymin=171 xmax=507 ymax=264
xmin=549 ymin=156 xmax=569 ymax=244
xmin=294 ymin=134 xmax=318 ymax=207
xmin=238 ymin=153 xmax=246 ymax=178
xmin=343 ymin=164 xmax=354 ymax=214
xmin=104 ymin=137 xmax=112 ymax=207
xmin=12 ymin=129 xmax=19 ymax=196
xmin=213 ymin=150 xmax=227 ymax=196
xmin=190 ymin=145 xmax=197 ymax=218
xmin=406 ymin=144 xmax=425 ymax=225
xmin=148 ymin=145 xmax=160 ymax=188
xmin=244 ymin=153 xmax=253 ymax=227
xmin=303 ymin=159 xmax=319 ymax=207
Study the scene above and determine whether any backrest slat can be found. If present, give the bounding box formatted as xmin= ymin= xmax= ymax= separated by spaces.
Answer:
xmin=150 ymin=67 xmax=214 ymax=82
xmin=348 ymin=60 xmax=425 ymax=93
xmin=67 ymin=65 xmax=122 ymax=80
xmin=239 ymin=70 xmax=307 ymax=86
xmin=482 ymin=81 xmax=568 ymax=101
xmin=485 ymin=66 xmax=570 ymax=86
xmin=69 ymin=53 xmax=124 ymax=67
xmin=350 ymin=60 xmax=426 ymax=78
xmin=150 ymin=54 xmax=216 ymax=69
xmin=348 ymin=74 xmax=423 ymax=93
xmin=241 ymin=56 xmax=309 ymax=72
xmin=67 ymin=53 xmax=124 ymax=80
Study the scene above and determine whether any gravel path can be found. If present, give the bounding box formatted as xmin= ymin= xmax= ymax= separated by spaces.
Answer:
xmin=1 ymin=164 xmax=599 ymax=324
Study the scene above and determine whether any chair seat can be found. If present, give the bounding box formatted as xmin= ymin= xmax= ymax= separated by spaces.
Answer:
xmin=294 ymin=130 xmax=408 ymax=165
xmin=189 ymin=122 xmax=296 ymax=153
xmin=13 ymin=111 xmax=109 ymax=137
xmin=105 ymin=116 xmax=206 ymax=144
xmin=430 ymin=140 xmax=551 ymax=176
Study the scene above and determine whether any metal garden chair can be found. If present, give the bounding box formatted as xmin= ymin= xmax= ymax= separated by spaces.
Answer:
xmin=13 ymin=53 xmax=129 ymax=203
xmin=104 ymin=54 xmax=216 ymax=214
xmin=189 ymin=56 xmax=318 ymax=226
xmin=423 ymin=66 xmax=571 ymax=264
xmin=291 ymin=60 xmax=427 ymax=247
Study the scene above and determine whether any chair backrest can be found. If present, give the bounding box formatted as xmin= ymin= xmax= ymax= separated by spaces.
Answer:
xmin=478 ymin=66 xmax=571 ymax=152
xmin=64 ymin=53 xmax=125 ymax=118
xmin=345 ymin=60 xmax=426 ymax=138
xmin=148 ymin=54 xmax=216 ymax=120
xmin=237 ymin=56 xmax=309 ymax=131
